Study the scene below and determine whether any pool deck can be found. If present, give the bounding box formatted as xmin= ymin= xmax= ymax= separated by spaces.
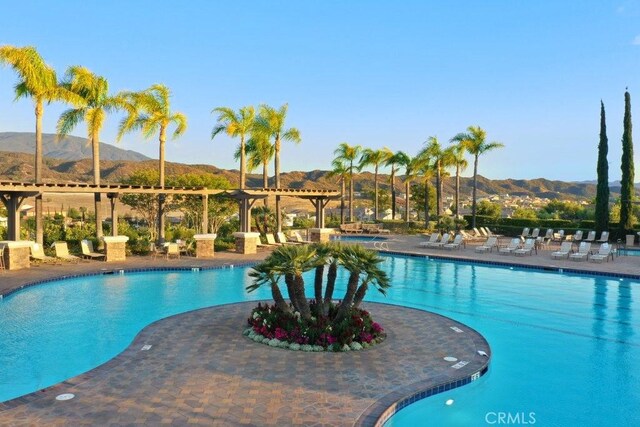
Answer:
xmin=1 ymin=235 xmax=638 ymax=426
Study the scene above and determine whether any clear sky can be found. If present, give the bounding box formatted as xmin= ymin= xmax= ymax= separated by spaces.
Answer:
xmin=0 ymin=1 xmax=639 ymax=181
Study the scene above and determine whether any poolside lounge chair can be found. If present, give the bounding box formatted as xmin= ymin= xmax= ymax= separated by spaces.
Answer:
xmin=543 ymin=229 xmax=554 ymax=240
xmin=483 ymin=227 xmax=502 ymax=237
xmin=81 ymin=239 xmax=106 ymax=261
xmin=569 ymin=242 xmax=591 ymax=261
xmin=460 ymin=230 xmax=483 ymax=242
xmin=165 ymin=243 xmax=181 ymax=259
xmin=551 ymin=241 xmax=573 ymax=259
xmin=291 ymin=230 xmax=312 ymax=243
xmin=596 ymin=231 xmax=609 ymax=243
xmin=514 ymin=239 xmax=536 ymax=256
xmin=474 ymin=227 xmax=486 ymax=237
xmin=583 ymin=231 xmax=596 ymax=243
xmin=589 ymin=243 xmax=613 ymax=263
xmin=443 ymin=234 xmax=464 ymax=250
xmin=54 ymin=241 xmax=81 ymax=263
xmin=431 ymin=233 xmax=451 ymax=249
xmin=552 ymin=230 xmax=565 ymax=242
xmin=419 ymin=233 xmax=440 ymax=247
xmin=266 ymin=233 xmax=285 ymax=246
xmin=499 ymin=238 xmax=521 ymax=255
xmin=149 ymin=242 xmax=165 ymax=259
xmin=31 ymin=243 xmax=57 ymax=264
xmin=571 ymin=230 xmax=583 ymax=242
xmin=475 ymin=236 xmax=498 ymax=253
xmin=277 ymin=232 xmax=303 ymax=245
xmin=520 ymin=228 xmax=530 ymax=238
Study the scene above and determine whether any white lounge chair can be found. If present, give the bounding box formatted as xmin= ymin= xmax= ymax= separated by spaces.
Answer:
xmin=552 ymin=230 xmax=565 ymax=242
xmin=514 ymin=239 xmax=536 ymax=256
xmin=590 ymin=243 xmax=613 ymax=263
xmin=31 ymin=243 xmax=57 ymax=264
xmin=583 ymin=231 xmax=596 ymax=243
xmin=551 ymin=242 xmax=573 ymax=259
xmin=165 ymin=243 xmax=181 ymax=259
xmin=572 ymin=230 xmax=583 ymax=242
xmin=530 ymin=228 xmax=540 ymax=239
xmin=475 ymin=236 xmax=498 ymax=253
xmin=474 ymin=227 xmax=486 ymax=237
xmin=443 ymin=234 xmax=464 ymax=250
xmin=81 ymin=239 xmax=106 ymax=261
xmin=277 ymin=232 xmax=303 ymax=245
xmin=54 ymin=241 xmax=81 ymax=263
xmin=569 ymin=242 xmax=591 ymax=261
xmin=432 ymin=233 xmax=451 ymax=249
xmin=499 ymin=238 xmax=521 ymax=255
xmin=419 ymin=233 xmax=440 ymax=247
xmin=521 ymin=227 xmax=530 ymax=238
xmin=291 ymin=231 xmax=312 ymax=244
xmin=596 ymin=231 xmax=609 ymax=243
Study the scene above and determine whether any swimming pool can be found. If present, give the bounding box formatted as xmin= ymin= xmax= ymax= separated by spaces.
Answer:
xmin=331 ymin=234 xmax=389 ymax=243
xmin=0 ymin=256 xmax=638 ymax=425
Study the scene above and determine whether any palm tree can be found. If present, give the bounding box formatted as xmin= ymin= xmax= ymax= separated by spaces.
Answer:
xmin=384 ymin=149 xmax=405 ymax=221
xmin=452 ymin=126 xmax=504 ymax=228
xmin=446 ymin=139 xmax=469 ymax=218
xmin=393 ymin=151 xmax=413 ymax=223
xmin=328 ymin=160 xmax=349 ymax=224
xmin=353 ymin=253 xmax=390 ymax=308
xmin=247 ymin=260 xmax=291 ymax=314
xmin=359 ymin=148 xmax=389 ymax=221
xmin=0 ymin=45 xmax=81 ymax=244
xmin=211 ymin=106 xmax=255 ymax=189
xmin=244 ymin=129 xmax=275 ymax=191
xmin=117 ymin=84 xmax=187 ymax=242
xmin=333 ymin=143 xmax=362 ymax=222
xmin=268 ymin=244 xmax=317 ymax=321
xmin=57 ymin=66 xmax=122 ymax=243
xmin=421 ymin=137 xmax=444 ymax=216
xmin=256 ymin=104 xmax=301 ymax=232
xmin=414 ymin=147 xmax=435 ymax=227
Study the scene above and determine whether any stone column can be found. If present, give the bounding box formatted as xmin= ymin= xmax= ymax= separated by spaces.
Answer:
xmin=309 ymin=228 xmax=334 ymax=243
xmin=233 ymin=232 xmax=260 ymax=254
xmin=101 ymin=236 xmax=129 ymax=262
xmin=194 ymin=234 xmax=217 ymax=258
xmin=0 ymin=240 xmax=32 ymax=270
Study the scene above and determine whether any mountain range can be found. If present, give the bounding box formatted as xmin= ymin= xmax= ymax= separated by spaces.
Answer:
xmin=0 ymin=132 xmax=620 ymax=200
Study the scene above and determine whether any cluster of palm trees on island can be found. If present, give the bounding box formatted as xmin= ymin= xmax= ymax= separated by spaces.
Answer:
xmin=332 ymin=128 xmax=503 ymax=229
xmin=1 ymin=44 xmax=503 ymax=245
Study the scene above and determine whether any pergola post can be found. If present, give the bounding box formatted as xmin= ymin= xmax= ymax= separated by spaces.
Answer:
xmin=201 ymin=194 xmax=209 ymax=233
xmin=108 ymin=193 xmax=119 ymax=237
xmin=0 ymin=192 xmax=35 ymax=241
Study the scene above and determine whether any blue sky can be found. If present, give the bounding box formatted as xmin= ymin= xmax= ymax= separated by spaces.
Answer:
xmin=0 ymin=1 xmax=639 ymax=181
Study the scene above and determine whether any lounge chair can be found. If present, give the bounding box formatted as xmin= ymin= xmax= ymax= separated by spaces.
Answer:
xmin=499 ymin=238 xmax=521 ymax=255
xmin=443 ymin=234 xmax=464 ymax=250
xmin=149 ymin=242 xmax=165 ymax=259
xmin=475 ymin=236 xmax=498 ymax=253
xmin=520 ymin=227 xmax=530 ymax=238
xmin=266 ymin=233 xmax=285 ymax=246
xmin=530 ymin=228 xmax=540 ymax=239
xmin=583 ymin=231 xmax=596 ymax=243
xmin=572 ymin=230 xmax=583 ymax=242
xmin=165 ymin=243 xmax=181 ymax=259
xmin=31 ymin=243 xmax=57 ymax=264
xmin=596 ymin=231 xmax=609 ymax=243
xmin=291 ymin=231 xmax=312 ymax=243
xmin=419 ymin=233 xmax=440 ymax=247
xmin=543 ymin=229 xmax=554 ymax=240
xmin=483 ymin=227 xmax=502 ymax=237
xmin=569 ymin=242 xmax=591 ymax=261
xmin=431 ymin=233 xmax=451 ymax=249
xmin=589 ymin=243 xmax=613 ymax=263
xmin=514 ymin=239 xmax=536 ymax=256
xmin=277 ymin=232 xmax=303 ymax=245
xmin=81 ymin=239 xmax=106 ymax=261
xmin=460 ymin=230 xmax=483 ymax=241
xmin=475 ymin=227 xmax=488 ymax=237
xmin=552 ymin=230 xmax=565 ymax=242
xmin=551 ymin=242 xmax=573 ymax=259
xmin=54 ymin=241 xmax=81 ymax=263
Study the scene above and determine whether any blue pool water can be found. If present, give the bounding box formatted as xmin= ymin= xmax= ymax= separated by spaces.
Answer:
xmin=0 ymin=257 xmax=638 ymax=426
xmin=331 ymin=235 xmax=389 ymax=243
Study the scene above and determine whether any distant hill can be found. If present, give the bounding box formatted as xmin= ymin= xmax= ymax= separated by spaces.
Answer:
xmin=0 ymin=132 xmax=150 ymax=162
xmin=0 ymin=150 xmax=610 ymax=201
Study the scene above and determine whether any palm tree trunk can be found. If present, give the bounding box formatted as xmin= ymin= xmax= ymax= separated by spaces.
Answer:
xmin=91 ymin=132 xmax=104 ymax=244
xmin=284 ymin=273 xmax=300 ymax=312
xmin=262 ymin=161 xmax=269 ymax=228
xmin=240 ymin=135 xmax=246 ymax=189
xmin=35 ymin=100 xmax=44 ymax=244
xmin=294 ymin=274 xmax=312 ymax=320
xmin=340 ymin=177 xmax=345 ymax=224
xmin=472 ymin=155 xmax=479 ymax=228
xmin=271 ymin=283 xmax=291 ymax=313
xmin=158 ymin=127 xmax=167 ymax=242
xmin=424 ymin=179 xmax=430 ymax=227
xmin=390 ymin=168 xmax=396 ymax=220
xmin=324 ymin=260 xmax=338 ymax=308
xmin=349 ymin=162 xmax=354 ymax=222
xmin=314 ymin=265 xmax=324 ymax=315
xmin=436 ymin=162 xmax=442 ymax=216
xmin=405 ymin=180 xmax=410 ymax=223
xmin=353 ymin=282 xmax=369 ymax=308
xmin=455 ymin=165 xmax=460 ymax=218
xmin=274 ymin=138 xmax=281 ymax=232
xmin=334 ymin=272 xmax=360 ymax=323
xmin=374 ymin=165 xmax=379 ymax=221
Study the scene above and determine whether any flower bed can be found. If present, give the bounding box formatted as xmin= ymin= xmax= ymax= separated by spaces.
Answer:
xmin=244 ymin=301 xmax=386 ymax=352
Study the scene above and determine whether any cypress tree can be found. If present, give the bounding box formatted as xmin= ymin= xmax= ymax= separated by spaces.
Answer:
xmin=620 ymin=90 xmax=634 ymax=234
xmin=595 ymin=101 xmax=609 ymax=233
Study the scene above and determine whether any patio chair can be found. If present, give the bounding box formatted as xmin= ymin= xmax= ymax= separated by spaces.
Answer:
xmin=596 ymin=231 xmax=609 ymax=243
xmin=572 ymin=230 xmax=583 ymax=242
xmin=419 ymin=233 xmax=440 ymax=247
xmin=552 ymin=230 xmax=565 ymax=242
xmin=265 ymin=234 xmax=283 ymax=246
xmin=483 ymin=227 xmax=502 ymax=237
xmin=475 ymin=236 xmax=498 ymax=253
xmin=499 ymin=238 xmax=521 ymax=255
xmin=431 ymin=233 xmax=451 ymax=249
xmin=521 ymin=227 xmax=530 ymax=238
xmin=291 ymin=230 xmax=312 ymax=243
xmin=551 ymin=241 xmax=573 ymax=259
xmin=165 ymin=243 xmax=181 ymax=259
xmin=589 ymin=243 xmax=613 ymax=263
xmin=81 ymin=239 xmax=106 ymax=261
xmin=569 ymin=242 xmax=591 ymax=261
xmin=514 ymin=239 xmax=536 ymax=256
xmin=54 ymin=241 xmax=81 ymax=263
xmin=583 ymin=231 xmax=596 ymax=243
xmin=149 ymin=242 xmax=165 ymax=259
xmin=443 ymin=234 xmax=464 ymax=250
xmin=277 ymin=232 xmax=303 ymax=245
xmin=460 ymin=230 xmax=483 ymax=241
xmin=475 ymin=227 xmax=488 ymax=237
xmin=30 ymin=243 xmax=57 ymax=264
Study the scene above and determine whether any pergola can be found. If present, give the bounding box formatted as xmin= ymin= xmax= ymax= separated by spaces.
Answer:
xmin=0 ymin=181 xmax=340 ymax=241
